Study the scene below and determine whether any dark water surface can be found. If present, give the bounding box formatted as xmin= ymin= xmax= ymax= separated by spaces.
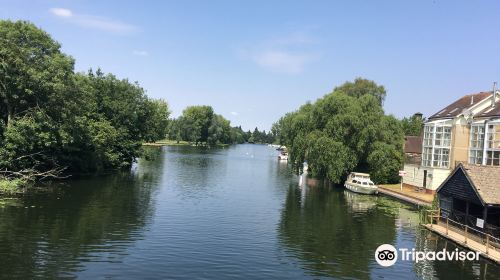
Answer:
xmin=0 ymin=144 xmax=498 ymax=279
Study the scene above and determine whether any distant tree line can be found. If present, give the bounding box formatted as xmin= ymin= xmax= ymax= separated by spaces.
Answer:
xmin=0 ymin=20 xmax=169 ymax=178
xmin=166 ymin=105 xmax=275 ymax=146
xmin=272 ymin=78 xmax=405 ymax=184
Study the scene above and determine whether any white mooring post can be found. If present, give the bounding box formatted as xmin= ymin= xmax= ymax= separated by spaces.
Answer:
xmin=398 ymin=170 xmax=406 ymax=191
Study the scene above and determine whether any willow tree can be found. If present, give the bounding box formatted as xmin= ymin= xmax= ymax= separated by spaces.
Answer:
xmin=273 ymin=78 xmax=404 ymax=184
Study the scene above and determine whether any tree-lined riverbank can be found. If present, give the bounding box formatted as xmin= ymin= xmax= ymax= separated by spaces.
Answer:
xmin=0 ymin=20 xmax=170 ymax=191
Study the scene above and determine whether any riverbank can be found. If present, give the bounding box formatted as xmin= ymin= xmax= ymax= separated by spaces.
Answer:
xmin=143 ymin=139 xmax=191 ymax=146
xmin=378 ymin=183 xmax=434 ymax=207
xmin=143 ymin=139 xmax=232 ymax=147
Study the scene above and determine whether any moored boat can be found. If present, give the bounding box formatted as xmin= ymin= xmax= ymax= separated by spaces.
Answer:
xmin=344 ymin=172 xmax=378 ymax=195
xmin=278 ymin=151 xmax=288 ymax=161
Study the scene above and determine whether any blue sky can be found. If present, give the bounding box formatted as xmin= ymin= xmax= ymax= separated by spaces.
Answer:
xmin=2 ymin=0 xmax=500 ymax=131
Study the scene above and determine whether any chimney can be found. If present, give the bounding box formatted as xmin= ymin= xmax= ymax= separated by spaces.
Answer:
xmin=493 ymin=82 xmax=497 ymax=108
xmin=413 ymin=112 xmax=423 ymax=120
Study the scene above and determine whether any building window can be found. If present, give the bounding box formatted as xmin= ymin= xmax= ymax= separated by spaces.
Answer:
xmin=435 ymin=126 xmax=451 ymax=146
xmin=470 ymin=125 xmax=484 ymax=148
xmin=433 ymin=148 xmax=450 ymax=168
xmin=469 ymin=125 xmax=484 ymax=164
xmin=486 ymin=124 xmax=500 ymax=149
xmin=469 ymin=150 xmax=483 ymax=164
xmin=486 ymin=151 xmax=500 ymax=166
xmin=422 ymin=147 xmax=432 ymax=167
xmin=423 ymin=125 xmax=433 ymax=146
xmin=485 ymin=123 xmax=500 ymax=166
xmin=422 ymin=122 xmax=452 ymax=168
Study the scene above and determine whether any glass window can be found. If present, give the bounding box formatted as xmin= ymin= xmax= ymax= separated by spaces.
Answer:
xmin=434 ymin=126 xmax=451 ymax=147
xmin=470 ymin=125 xmax=484 ymax=149
xmin=468 ymin=125 xmax=485 ymax=165
xmin=422 ymin=147 xmax=432 ymax=167
xmin=423 ymin=125 xmax=433 ymax=146
xmin=422 ymin=123 xmax=451 ymax=168
xmin=433 ymin=148 xmax=450 ymax=168
xmin=469 ymin=150 xmax=483 ymax=164
xmin=486 ymin=151 xmax=500 ymax=166
xmin=443 ymin=127 xmax=452 ymax=146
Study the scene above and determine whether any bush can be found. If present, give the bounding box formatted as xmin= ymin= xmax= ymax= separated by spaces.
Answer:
xmin=0 ymin=178 xmax=26 ymax=195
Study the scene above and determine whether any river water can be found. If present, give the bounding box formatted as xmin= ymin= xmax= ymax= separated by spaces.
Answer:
xmin=0 ymin=144 xmax=498 ymax=279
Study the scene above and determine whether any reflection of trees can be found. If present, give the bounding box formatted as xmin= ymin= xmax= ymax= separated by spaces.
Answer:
xmin=0 ymin=149 xmax=164 ymax=279
xmin=164 ymin=146 xmax=226 ymax=200
xmin=278 ymin=185 xmax=397 ymax=279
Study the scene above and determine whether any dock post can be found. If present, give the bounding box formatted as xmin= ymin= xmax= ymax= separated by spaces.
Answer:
xmin=430 ymin=211 xmax=433 ymax=228
xmin=464 ymin=226 xmax=468 ymax=244
xmin=486 ymin=235 xmax=490 ymax=255
xmin=446 ymin=218 xmax=449 ymax=235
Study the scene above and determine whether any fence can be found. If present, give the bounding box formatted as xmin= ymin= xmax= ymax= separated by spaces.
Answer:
xmin=423 ymin=209 xmax=500 ymax=256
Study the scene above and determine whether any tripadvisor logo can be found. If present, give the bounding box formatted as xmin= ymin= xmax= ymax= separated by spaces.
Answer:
xmin=375 ymin=244 xmax=398 ymax=267
xmin=375 ymin=244 xmax=480 ymax=267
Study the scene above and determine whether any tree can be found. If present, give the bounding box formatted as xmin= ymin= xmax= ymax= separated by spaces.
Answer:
xmin=0 ymin=20 xmax=172 ymax=178
xmin=142 ymin=99 xmax=170 ymax=142
xmin=179 ymin=105 xmax=214 ymax=145
xmin=0 ymin=20 xmax=74 ymax=128
xmin=207 ymin=114 xmax=231 ymax=146
xmin=273 ymin=78 xmax=403 ymax=183
xmin=334 ymin=78 xmax=386 ymax=106
xmin=401 ymin=113 xmax=424 ymax=136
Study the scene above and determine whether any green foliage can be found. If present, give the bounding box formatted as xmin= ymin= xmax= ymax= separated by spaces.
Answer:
xmin=0 ymin=20 xmax=75 ymax=128
xmin=0 ymin=178 xmax=26 ymax=195
xmin=334 ymin=77 xmax=387 ymax=106
xmin=401 ymin=114 xmax=424 ymax=136
xmin=0 ymin=20 xmax=171 ymax=176
xmin=178 ymin=105 xmax=214 ymax=144
xmin=250 ymin=127 xmax=275 ymax=144
xmin=273 ymin=78 xmax=404 ymax=184
xmin=167 ymin=106 xmax=272 ymax=146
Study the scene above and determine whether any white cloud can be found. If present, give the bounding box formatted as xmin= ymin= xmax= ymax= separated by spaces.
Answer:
xmin=133 ymin=50 xmax=149 ymax=56
xmin=230 ymin=111 xmax=239 ymax=116
xmin=240 ymin=32 xmax=320 ymax=74
xmin=49 ymin=7 xmax=138 ymax=35
xmin=49 ymin=8 xmax=72 ymax=18
xmin=252 ymin=50 xmax=314 ymax=74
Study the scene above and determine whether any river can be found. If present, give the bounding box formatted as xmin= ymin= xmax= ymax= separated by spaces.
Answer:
xmin=0 ymin=144 xmax=498 ymax=279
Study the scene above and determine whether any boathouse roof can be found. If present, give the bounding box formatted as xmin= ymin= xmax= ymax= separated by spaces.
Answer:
xmin=436 ymin=164 xmax=500 ymax=206
xmin=428 ymin=92 xmax=491 ymax=120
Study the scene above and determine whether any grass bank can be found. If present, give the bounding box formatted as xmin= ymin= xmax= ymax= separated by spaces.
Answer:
xmin=143 ymin=139 xmax=230 ymax=147
xmin=143 ymin=139 xmax=191 ymax=146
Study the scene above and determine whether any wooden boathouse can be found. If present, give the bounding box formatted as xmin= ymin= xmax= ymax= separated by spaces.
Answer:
xmin=423 ymin=163 xmax=500 ymax=263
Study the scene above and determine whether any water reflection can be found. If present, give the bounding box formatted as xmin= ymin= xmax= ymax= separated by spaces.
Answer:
xmin=0 ymin=145 xmax=499 ymax=279
xmin=343 ymin=190 xmax=377 ymax=214
xmin=278 ymin=184 xmax=398 ymax=279
xmin=0 ymin=149 xmax=163 ymax=278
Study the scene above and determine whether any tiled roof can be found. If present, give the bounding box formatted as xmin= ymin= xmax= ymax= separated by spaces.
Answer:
xmin=428 ymin=92 xmax=492 ymax=120
xmin=476 ymin=100 xmax=500 ymax=118
xmin=404 ymin=136 xmax=423 ymax=154
xmin=464 ymin=165 xmax=500 ymax=205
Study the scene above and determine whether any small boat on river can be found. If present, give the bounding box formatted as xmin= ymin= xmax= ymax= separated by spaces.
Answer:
xmin=278 ymin=151 xmax=288 ymax=161
xmin=344 ymin=172 xmax=378 ymax=195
